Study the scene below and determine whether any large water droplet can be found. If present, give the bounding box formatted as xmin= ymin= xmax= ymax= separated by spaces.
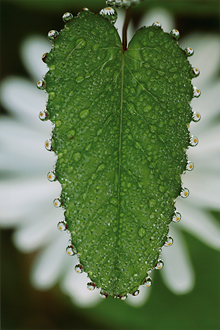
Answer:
xmin=192 ymin=111 xmax=201 ymax=122
xmin=186 ymin=161 xmax=194 ymax=171
xmin=164 ymin=236 xmax=173 ymax=247
xmin=120 ymin=294 xmax=127 ymax=300
xmin=37 ymin=79 xmax=45 ymax=90
xmin=152 ymin=21 xmax=162 ymax=28
xmin=57 ymin=220 xmax=67 ymax=232
xmin=45 ymin=139 xmax=52 ymax=151
xmin=66 ymin=245 xmax=77 ymax=256
xmin=155 ymin=259 xmax=164 ymax=270
xmin=132 ymin=290 xmax=140 ymax=296
xmin=143 ymin=277 xmax=152 ymax=288
xmin=62 ymin=12 xmax=73 ymax=22
xmin=172 ymin=211 xmax=181 ymax=223
xmin=193 ymin=87 xmax=201 ymax=98
xmin=39 ymin=110 xmax=48 ymax=121
xmin=47 ymin=171 xmax=56 ymax=182
xmin=189 ymin=135 xmax=199 ymax=147
xmin=170 ymin=29 xmax=180 ymax=40
xmin=48 ymin=30 xmax=59 ymax=41
xmin=184 ymin=47 xmax=194 ymax=57
xmin=99 ymin=7 xmax=118 ymax=24
xmin=53 ymin=198 xmax=61 ymax=208
xmin=75 ymin=264 xmax=83 ymax=273
xmin=100 ymin=291 xmax=108 ymax=299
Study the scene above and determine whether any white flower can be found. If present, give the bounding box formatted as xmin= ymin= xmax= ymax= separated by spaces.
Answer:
xmin=1 ymin=8 xmax=220 ymax=308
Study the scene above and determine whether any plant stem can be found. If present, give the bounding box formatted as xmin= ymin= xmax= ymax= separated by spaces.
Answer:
xmin=122 ymin=7 xmax=131 ymax=52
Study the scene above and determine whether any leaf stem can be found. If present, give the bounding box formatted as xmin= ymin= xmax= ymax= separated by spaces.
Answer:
xmin=122 ymin=7 xmax=131 ymax=52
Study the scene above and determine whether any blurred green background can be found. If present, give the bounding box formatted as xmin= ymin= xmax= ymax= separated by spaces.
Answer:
xmin=1 ymin=0 xmax=220 ymax=329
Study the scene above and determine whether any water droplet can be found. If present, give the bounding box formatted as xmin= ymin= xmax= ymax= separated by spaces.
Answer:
xmin=48 ymin=30 xmax=59 ymax=41
xmin=132 ymin=290 xmax=139 ymax=296
xmin=100 ymin=291 xmax=108 ymax=298
xmin=37 ymin=79 xmax=45 ymax=90
xmin=184 ymin=47 xmax=194 ymax=56
xmin=193 ymin=86 xmax=201 ymax=98
xmin=57 ymin=221 xmax=67 ymax=232
xmin=80 ymin=109 xmax=89 ymax=119
xmin=106 ymin=0 xmax=115 ymax=6
xmin=180 ymin=187 xmax=190 ymax=198
xmin=120 ymin=294 xmax=127 ymax=300
xmin=53 ymin=198 xmax=61 ymax=208
xmin=62 ymin=12 xmax=73 ymax=22
xmin=87 ymin=282 xmax=96 ymax=291
xmin=99 ymin=7 xmax=118 ymax=24
xmin=73 ymin=152 xmax=81 ymax=162
xmin=67 ymin=129 xmax=75 ymax=139
xmin=152 ymin=21 xmax=162 ymax=28
xmin=82 ymin=7 xmax=90 ymax=11
xmin=143 ymin=277 xmax=152 ymax=287
xmin=170 ymin=29 xmax=180 ymax=40
xmin=186 ymin=161 xmax=194 ymax=171
xmin=47 ymin=171 xmax=56 ymax=182
xmin=75 ymin=38 xmax=86 ymax=49
xmin=172 ymin=211 xmax=181 ymax=223
xmin=45 ymin=139 xmax=52 ymax=151
xmin=155 ymin=259 xmax=164 ymax=270
xmin=75 ymin=264 xmax=83 ymax=273
xmin=76 ymin=76 xmax=84 ymax=83
xmin=192 ymin=111 xmax=201 ymax=122
xmin=39 ymin=110 xmax=48 ymax=121
xmin=164 ymin=236 xmax=173 ymax=247
xmin=192 ymin=67 xmax=200 ymax=77
xmin=189 ymin=135 xmax=199 ymax=147
xmin=66 ymin=245 xmax=77 ymax=256
xmin=138 ymin=227 xmax=146 ymax=238
xmin=42 ymin=53 xmax=48 ymax=63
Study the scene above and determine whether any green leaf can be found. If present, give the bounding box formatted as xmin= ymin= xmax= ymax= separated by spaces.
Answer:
xmin=42 ymin=10 xmax=196 ymax=298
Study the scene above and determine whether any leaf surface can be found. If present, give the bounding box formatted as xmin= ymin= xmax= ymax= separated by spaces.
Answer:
xmin=43 ymin=10 xmax=194 ymax=297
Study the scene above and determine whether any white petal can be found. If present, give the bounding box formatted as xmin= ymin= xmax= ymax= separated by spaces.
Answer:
xmin=161 ymin=226 xmax=195 ymax=294
xmin=0 ymin=177 xmax=61 ymax=226
xmin=61 ymin=268 xmax=100 ymax=307
xmin=126 ymin=285 xmax=151 ymax=306
xmin=31 ymin=235 xmax=71 ymax=289
xmin=115 ymin=9 xmax=134 ymax=44
xmin=12 ymin=206 xmax=62 ymax=252
xmin=177 ymin=204 xmax=220 ymax=250
xmin=179 ymin=34 xmax=220 ymax=86
xmin=138 ymin=8 xmax=175 ymax=33
xmin=181 ymin=171 xmax=220 ymax=211
xmin=0 ymin=77 xmax=47 ymax=125
xmin=0 ymin=117 xmax=54 ymax=174
xmin=20 ymin=35 xmax=51 ymax=81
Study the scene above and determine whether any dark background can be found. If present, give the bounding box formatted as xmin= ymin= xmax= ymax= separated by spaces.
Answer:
xmin=1 ymin=0 xmax=220 ymax=329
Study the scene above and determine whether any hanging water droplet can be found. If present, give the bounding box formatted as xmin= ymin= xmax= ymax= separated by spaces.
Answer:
xmin=186 ymin=161 xmax=194 ymax=171
xmin=75 ymin=264 xmax=84 ymax=273
xmin=87 ymin=282 xmax=96 ymax=291
xmin=190 ymin=135 xmax=199 ymax=147
xmin=45 ymin=139 xmax=52 ymax=151
xmin=47 ymin=171 xmax=56 ymax=182
xmin=62 ymin=12 xmax=73 ymax=22
xmin=164 ymin=235 xmax=174 ymax=247
xmin=193 ymin=87 xmax=201 ymax=98
xmin=172 ymin=211 xmax=181 ymax=223
xmin=48 ymin=30 xmax=59 ymax=41
xmin=37 ymin=79 xmax=45 ymax=90
xmin=180 ymin=187 xmax=190 ymax=198
xmin=192 ymin=67 xmax=200 ymax=77
xmin=143 ymin=277 xmax=152 ymax=288
xmin=100 ymin=291 xmax=108 ymax=299
xmin=170 ymin=29 xmax=180 ymax=40
xmin=192 ymin=111 xmax=201 ymax=122
xmin=106 ymin=0 xmax=115 ymax=6
xmin=120 ymin=294 xmax=127 ymax=300
xmin=99 ymin=7 xmax=118 ymax=24
xmin=57 ymin=220 xmax=67 ymax=232
xmin=39 ymin=110 xmax=48 ymax=121
xmin=132 ymin=290 xmax=139 ymax=296
xmin=53 ymin=198 xmax=61 ymax=208
xmin=155 ymin=259 xmax=164 ymax=270
xmin=66 ymin=245 xmax=77 ymax=256
xmin=42 ymin=53 xmax=48 ymax=63
xmin=184 ymin=47 xmax=194 ymax=56
xmin=138 ymin=226 xmax=146 ymax=238
xmin=152 ymin=21 xmax=162 ymax=28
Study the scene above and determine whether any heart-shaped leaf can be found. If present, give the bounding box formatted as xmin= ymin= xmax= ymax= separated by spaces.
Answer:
xmin=39 ymin=9 xmax=199 ymax=298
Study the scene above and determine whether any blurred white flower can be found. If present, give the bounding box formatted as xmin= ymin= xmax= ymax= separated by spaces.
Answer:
xmin=1 ymin=8 xmax=220 ymax=308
